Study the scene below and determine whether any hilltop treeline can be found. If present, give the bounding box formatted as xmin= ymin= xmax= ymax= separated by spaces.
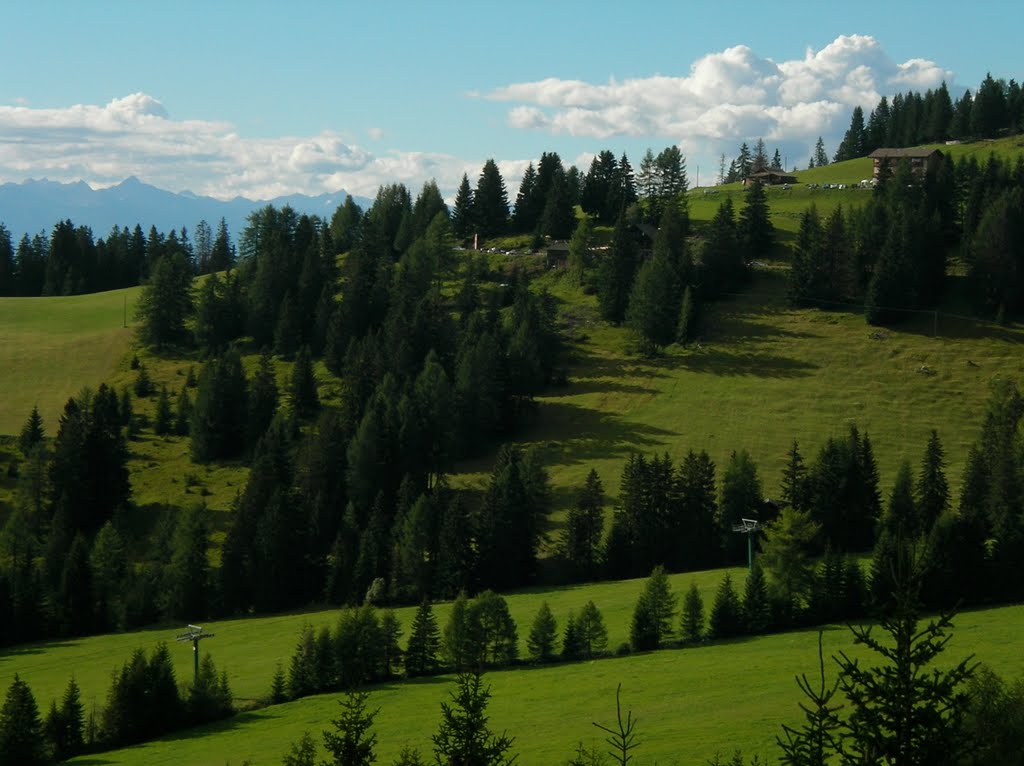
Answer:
xmin=0 ymin=218 xmax=236 ymax=298
xmin=790 ymin=147 xmax=1024 ymax=321
xmin=834 ymin=72 xmax=1024 ymax=162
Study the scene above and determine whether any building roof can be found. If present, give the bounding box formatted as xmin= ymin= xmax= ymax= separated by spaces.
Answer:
xmin=868 ymin=147 xmax=942 ymax=159
xmin=748 ymin=169 xmax=798 ymax=183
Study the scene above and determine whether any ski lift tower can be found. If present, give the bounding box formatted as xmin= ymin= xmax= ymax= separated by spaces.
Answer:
xmin=731 ymin=518 xmax=761 ymax=570
xmin=176 ymin=624 xmax=215 ymax=683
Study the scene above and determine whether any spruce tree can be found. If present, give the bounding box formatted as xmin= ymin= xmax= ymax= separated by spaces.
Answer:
xmin=563 ymin=469 xmax=605 ymax=579
xmin=742 ymin=563 xmax=772 ymax=634
xmin=739 ymin=179 xmax=774 ymax=262
xmin=154 ymin=385 xmax=173 ymax=436
xmin=630 ymin=565 xmax=676 ymax=650
xmin=680 ymin=582 xmax=704 ymax=643
xmin=709 ymin=572 xmax=743 ymax=639
xmin=916 ymin=429 xmax=949 ymax=535
xmin=577 ymin=600 xmax=608 ymax=657
xmin=406 ymin=601 xmax=441 ymax=677
xmin=18 ymin=405 xmax=44 ymax=455
xmin=432 ymin=673 xmax=517 ymax=766
xmin=627 ymin=246 xmax=680 ymax=354
xmin=0 ymin=674 xmax=46 ymax=766
xmin=596 ymin=213 xmax=639 ymax=324
xmin=289 ymin=345 xmax=320 ymax=420
xmin=526 ymin=602 xmax=558 ymax=662
xmin=561 ymin=612 xmax=584 ymax=661
xmin=321 ymin=691 xmax=379 ymax=766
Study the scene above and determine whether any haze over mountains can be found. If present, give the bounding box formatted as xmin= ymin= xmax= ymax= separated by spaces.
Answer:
xmin=0 ymin=176 xmax=373 ymax=242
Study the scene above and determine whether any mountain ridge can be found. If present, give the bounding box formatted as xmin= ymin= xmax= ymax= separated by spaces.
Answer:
xmin=0 ymin=177 xmax=373 ymax=242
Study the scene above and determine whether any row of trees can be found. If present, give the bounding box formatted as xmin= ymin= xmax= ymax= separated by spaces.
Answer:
xmin=721 ymin=138 xmax=788 ymax=183
xmin=0 ymin=646 xmax=231 ymax=765
xmin=0 ymin=218 xmax=233 ymax=298
xmin=789 ymin=149 xmax=1024 ymax=321
xmin=833 ymin=73 xmax=1024 ymax=162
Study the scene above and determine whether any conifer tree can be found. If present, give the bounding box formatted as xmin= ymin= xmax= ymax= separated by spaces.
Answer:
xmin=526 ymin=602 xmax=558 ymax=662
xmin=742 ymin=563 xmax=772 ymax=634
xmin=567 ymin=215 xmax=594 ymax=287
xmin=577 ymin=600 xmax=609 ymax=658
xmin=627 ymin=244 xmax=680 ymax=354
xmin=473 ymin=160 xmax=509 ymax=240
xmin=916 ymin=429 xmax=949 ymax=535
xmin=0 ymin=674 xmax=46 ymax=766
xmin=247 ymin=348 xmax=278 ymax=449
xmin=561 ymin=612 xmax=584 ymax=661
xmin=289 ymin=345 xmax=320 ymax=420
xmin=596 ymin=213 xmax=639 ymax=324
xmin=154 ymin=384 xmax=173 ymax=436
xmin=452 ymin=174 xmax=475 ymax=242
xmin=18 ymin=405 xmax=44 ymax=455
xmin=406 ymin=601 xmax=441 ymax=677
xmin=680 ymin=582 xmax=704 ymax=643
xmin=563 ymin=469 xmax=605 ymax=579
xmin=739 ymin=179 xmax=774 ymax=262
xmin=321 ymin=691 xmax=379 ymax=766
xmin=630 ymin=565 xmax=677 ymax=650
xmin=709 ymin=572 xmax=743 ymax=639
xmin=432 ymin=673 xmax=517 ymax=766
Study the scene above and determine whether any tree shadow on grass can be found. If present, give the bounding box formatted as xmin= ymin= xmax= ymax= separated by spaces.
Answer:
xmin=664 ymin=347 xmax=817 ymax=379
xmin=529 ymin=401 xmax=678 ymax=470
xmin=710 ymin=315 xmax=820 ymax=343
xmin=0 ymin=639 xmax=81 ymax=662
xmin=149 ymin=708 xmax=283 ymax=745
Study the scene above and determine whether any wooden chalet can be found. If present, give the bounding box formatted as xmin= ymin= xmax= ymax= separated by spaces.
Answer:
xmin=868 ymin=147 xmax=942 ymax=179
xmin=744 ymin=169 xmax=797 ymax=186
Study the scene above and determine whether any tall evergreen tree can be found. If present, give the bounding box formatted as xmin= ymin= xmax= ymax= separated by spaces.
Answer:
xmin=134 ymin=251 xmax=194 ymax=348
xmin=405 ymin=601 xmax=441 ymax=677
xmin=739 ymin=179 xmax=774 ymax=262
xmin=709 ymin=572 xmax=743 ymax=639
xmin=289 ymin=345 xmax=320 ymax=420
xmin=18 ymin=405 xmax=44 ymax=455
xmin=680 ymin=582 xmax=705 ymax=643
xmin=596 ymin=213 xmax=639 ymax=324
xmin=473 ymin=160 xmax=509 ymax=240
xmin=526 ymin=602 xmax=558 ymax=662
xmin=0 ymin=674 xmax=45 ymax=766
xmin=452 ymin=174 xmax=475 ymax=242
xmin=563 ymin=469 xmax=605 ymax=579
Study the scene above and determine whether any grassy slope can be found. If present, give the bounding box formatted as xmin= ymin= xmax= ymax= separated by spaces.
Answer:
xmin=60 ymin=603 xmax=1024 ymax=766
xmin=0 ymin=286 xmax=140 ymax=435
xmin=0 ymin=565 xmax=748 ymax=714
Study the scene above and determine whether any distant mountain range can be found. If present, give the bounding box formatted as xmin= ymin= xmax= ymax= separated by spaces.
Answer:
xmin=0 ymin=177 xmax=373 ymax=243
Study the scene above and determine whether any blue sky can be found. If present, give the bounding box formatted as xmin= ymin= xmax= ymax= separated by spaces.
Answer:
xmin=1 ymin=0 xmax=1021 ymax=201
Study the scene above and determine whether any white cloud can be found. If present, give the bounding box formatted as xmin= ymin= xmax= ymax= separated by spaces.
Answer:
xmin=0 ymin=93 xmax=477 ymax=200
xmin=485 ymin=34 xmax=953 ymax=166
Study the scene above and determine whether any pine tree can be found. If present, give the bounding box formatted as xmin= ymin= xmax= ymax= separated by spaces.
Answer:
xmin=630 ymin=565 xmax=677 ymax=650
xmin=321 ymin=691 xmax=379 ymax=766
xmin=154 ymin=385 xmax=173 ymax=436
xmin=561 ymin=612 xmax=584 ymax=661
xmin=739 ymin=179 xmax=774 ymax=262
xmin=884 ymin=459 xmax=918 ymax=539
xmin=0 ymin=674 xmax=46 ymax=766
xmin=134 ymin=251 xmax=194 ymax=348
xmin=432 ymin=673 xmax=517 ymax=766
xmin=474 ymin=160 xmax=509 ymax=241
xmin=596 ymin=213 xmax=639 ymax=324
xmin=380 ymin=609 xmax=403 ymax=678
xmin=836 ymin=547 xmax=976 ymax=765
xmin=577 ymin=600 xmax=608 ymax=658
xmin=813 ymin=136 xmax=829 ymax=168
xmin=526 ymin=602 xmax=558 ymax=662
xmin=452 ymin=174 xmax=475 ymax=242
xmin=680 ymin=582 xmax=704 ymax=643
xmin=247 ymin=348 xmax=278 ymax=449
xmin=406 ymin=601 xmax=441 ymax=677
xmin=18 ymin=405 xmax=44 ymax=455
xmin=563 ymin=469 xmax=605 ymax=578
xmin=742 ymin=563 xmax=772 ymax=634
xmin=289 ymin=345 xmax=320 ymax=420
xmin=916 ymin=429 xmax=949 ymax=535
xmin=709 ymin=572 xmax=743 ymax=639
xmin=627 ymin=245 xmax=680 ymax=354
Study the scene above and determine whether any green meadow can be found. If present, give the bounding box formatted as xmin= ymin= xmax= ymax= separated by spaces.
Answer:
xmin=0 ymin=286 xmax=140 ymax=435
xmin=0 ymin=566 xmax=749 ymax=714
xmin=53 ymin=602 xmax=1024 ymax=766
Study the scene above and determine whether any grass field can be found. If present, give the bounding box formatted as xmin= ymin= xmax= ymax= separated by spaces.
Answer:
xmin=0 ymin=286 xmax=140 ymax=435
xmin=0 ymin=565 xmax=750 ymax=715
xmin=52 ymin=602 xmax=1024 ymax=766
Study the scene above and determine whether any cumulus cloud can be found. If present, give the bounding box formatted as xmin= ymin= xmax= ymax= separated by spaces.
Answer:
xmin=0 ymin=93 xmax=474 ymax=200
xmin=486 ymin=34 xmax=953 ymax=164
